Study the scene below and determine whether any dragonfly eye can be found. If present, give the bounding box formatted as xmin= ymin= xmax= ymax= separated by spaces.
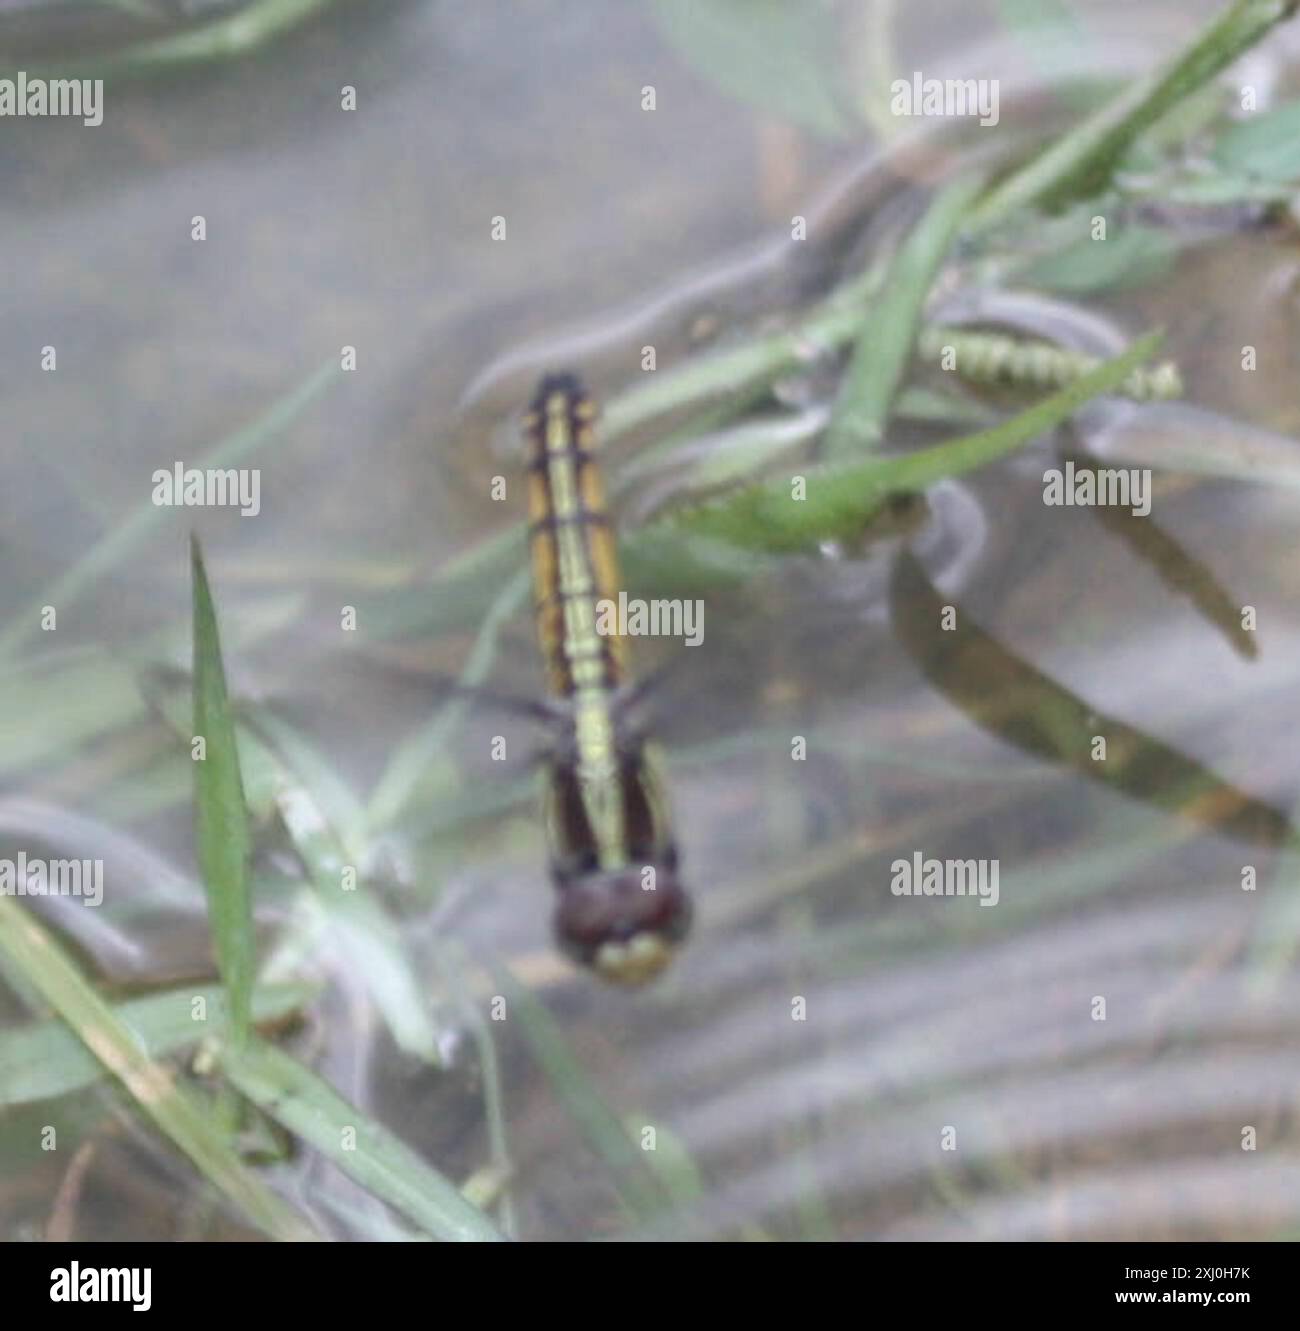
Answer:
xmin=553 ymin=867 xmax=691 ymax=986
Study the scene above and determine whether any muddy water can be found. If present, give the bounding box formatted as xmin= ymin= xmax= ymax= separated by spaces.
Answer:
xmin=2 ymin=0 xmax=1300 ymax=1241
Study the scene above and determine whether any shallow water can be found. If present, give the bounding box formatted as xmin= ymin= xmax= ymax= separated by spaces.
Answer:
xmin=3 ymin=0 xmax=1300 ymax=1241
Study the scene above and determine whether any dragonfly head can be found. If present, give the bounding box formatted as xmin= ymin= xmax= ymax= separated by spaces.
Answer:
xmin=554 ymin=865 xmax=692 ymax=986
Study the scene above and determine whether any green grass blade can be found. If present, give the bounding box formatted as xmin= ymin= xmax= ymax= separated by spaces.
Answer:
xmin=825 ymin=173 xmax=985 ymax=459
xmin=602 ymin=268 xmax=881 ymax=445
xmin=0 ymin=981 xmax=313 ymax=1108
xmin=971 ymin=0 xmax=1300 ymax=230
xmin=191 ymin=536 xmax=255 ymax=1047
xmin=670 ymin=330 xmax=1163 ymax=552
xmin=139 ymin=673 xmax=443 ymax=1061
xmin=0 ymin=896 xmax=316 ymax=1240
xmin=221 ymin=1037 xmax=505 ymax=1242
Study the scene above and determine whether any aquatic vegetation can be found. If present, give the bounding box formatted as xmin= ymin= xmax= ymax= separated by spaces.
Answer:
xmin=4 ymin=0 xmax=1300 ymax=1246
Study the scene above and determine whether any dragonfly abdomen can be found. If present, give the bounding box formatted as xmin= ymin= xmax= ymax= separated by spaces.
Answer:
xmin=523 ymin=374 xmax=627 ymax=699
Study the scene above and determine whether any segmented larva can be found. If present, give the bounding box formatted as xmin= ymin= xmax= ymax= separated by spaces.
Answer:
xmin=918 ymin=326 xmax=1183 ymax=402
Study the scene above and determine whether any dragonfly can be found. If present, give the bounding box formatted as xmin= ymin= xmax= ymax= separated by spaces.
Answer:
xmin=521 ymin=372 xmax=692 ymax=985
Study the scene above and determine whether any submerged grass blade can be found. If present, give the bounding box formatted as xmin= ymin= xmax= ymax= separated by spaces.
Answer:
xmin=1075 ymin=463 xmax=1256 ymax=659
xmin=493 ymin=965 xmax=670 ymax=1223
xmin=825 ymin=173 xmax=985 ymax=459
xmin=890 ymin=548 xmax=1296 ymax=846
xmin=671 ymin=330 xmax=1164 ymax=552
xmin=0 ymin=896 xmax=316 ymax=1240
xmin=0 ymin=358 xmax=336 ymax=660
xmin=1212 ymin=95 xmax=1300 ymax=179
xmin=435 ymin=942 xmax=517 ymax=1237
xmin=365 ymin=567 xmax=531 ymax=831
xmin=13 ymin=0 xmax=339 ymax=81
xmin=0 ymin=982 xmax=313 ymax=1108
xmin=218 ymin=705 xmax=440 ymax=1062
xmin=221 ymin=1037 xmax=504 ymax=1242
xmin=191 ymin=536 xmax=255 ymax=1047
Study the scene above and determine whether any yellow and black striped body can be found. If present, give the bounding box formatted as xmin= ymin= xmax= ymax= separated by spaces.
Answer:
xmin=525 ymin=377 xmax=626 ymax=700
xmin=523 ymin=373 xmax=690 ymax=985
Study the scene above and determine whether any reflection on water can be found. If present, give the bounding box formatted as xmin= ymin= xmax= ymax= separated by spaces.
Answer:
xmin=3 ymin=0 xmax=1300 ymax=1241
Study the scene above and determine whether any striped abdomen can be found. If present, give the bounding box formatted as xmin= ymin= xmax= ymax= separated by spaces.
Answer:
xmin=523 ymin=374 xmax=627 ymax=699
